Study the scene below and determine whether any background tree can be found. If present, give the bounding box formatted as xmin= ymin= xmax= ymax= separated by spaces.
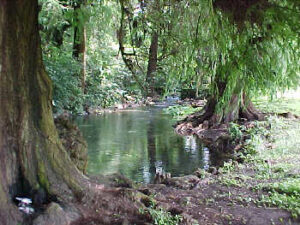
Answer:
xmin=72 ymin=0 xmax=87 ymax=92
xmin=145 ymin=0 xmax=160 ymax=96
xmin=40 ymin=0 xmax=136 ymax=113
xmin=118 ymin=0 xmax=173 ymax=97
xmin=172 ymin=0 xmax=300 ymax=126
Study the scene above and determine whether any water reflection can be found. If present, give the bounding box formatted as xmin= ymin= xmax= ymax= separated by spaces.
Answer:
xmin=75 ymin=107 xmax=211 ymax=183
xmin=184 ymin=136 xmax=197 ymax=153
xmin=203 ymin=147 xmax=210 ymax=170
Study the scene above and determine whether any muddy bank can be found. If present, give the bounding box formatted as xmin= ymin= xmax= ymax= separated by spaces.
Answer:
xmin=28 ymin=142 xmax=299 ymax=225
xmin=144 ymin=170 xmax=299 ymax=225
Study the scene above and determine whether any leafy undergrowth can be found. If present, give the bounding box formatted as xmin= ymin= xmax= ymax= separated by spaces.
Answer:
xmin=220 ymin=115 xmax=300 ymax=218
xmin=163 ymin=105 xmax=202 ymax=118
xmin=140 ymin=206 xmax=182 ymax=225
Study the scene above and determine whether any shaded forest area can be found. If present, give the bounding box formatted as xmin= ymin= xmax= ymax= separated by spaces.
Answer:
xmin=0 ymin=0 xmax=299 ymax=224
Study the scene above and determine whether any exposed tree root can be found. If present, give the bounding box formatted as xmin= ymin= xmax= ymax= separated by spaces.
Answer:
xmin=175 ymin=96 xmax=265 ymax=152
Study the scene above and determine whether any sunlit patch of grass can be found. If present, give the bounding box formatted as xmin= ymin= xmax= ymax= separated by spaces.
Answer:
xmin=139 ymin=206 xmax=182 ymax=225
xmin=253 ymin=96 xmax=300 ymax=116
xmin=221 ymin=105 xmax=300 ymax=218
xmin=249 ymin=116 xmax=300 ymax=218
xmin=259 ymin=180 xmax=300 ymax=218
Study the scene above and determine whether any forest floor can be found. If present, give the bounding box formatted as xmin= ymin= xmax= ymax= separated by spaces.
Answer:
xmin=61 ymin=97 xmax=300 ymax=225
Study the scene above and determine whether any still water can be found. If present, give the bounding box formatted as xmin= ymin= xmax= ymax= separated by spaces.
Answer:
xmin=75 ymin=106 xmax=210 ymax=183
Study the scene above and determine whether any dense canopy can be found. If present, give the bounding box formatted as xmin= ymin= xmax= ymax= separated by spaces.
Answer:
xmin=38 ymin=0 xmax=299 ymax=117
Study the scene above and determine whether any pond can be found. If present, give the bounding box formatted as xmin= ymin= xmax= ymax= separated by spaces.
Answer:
xmin=75 ymin=106 xmax=212 ymax=183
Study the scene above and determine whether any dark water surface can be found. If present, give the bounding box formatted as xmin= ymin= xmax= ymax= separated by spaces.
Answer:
xmin=75 ymin=106 xmax=211 ymax=183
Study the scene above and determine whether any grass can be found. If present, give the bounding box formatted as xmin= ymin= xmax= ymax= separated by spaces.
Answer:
xmin=255 ymin=116 xmax=300 ymax=218
xmin=253 ymin=96 xmax=300 ymax=116
xmin=148 ymin=207 xmax=182 ymax=225
xmin=218 ymin=95 xmax=300 ymax=218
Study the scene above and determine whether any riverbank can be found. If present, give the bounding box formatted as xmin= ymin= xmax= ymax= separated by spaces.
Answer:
xmin=41 ymin=97 xmax=300 ymax=225
xmin=67 ymin=114 xmax=300 ymax=225
xmin=140 ymin=116 xmax=300 ymax=224
xmin=137 ymin=96 xmax=300 ymax=224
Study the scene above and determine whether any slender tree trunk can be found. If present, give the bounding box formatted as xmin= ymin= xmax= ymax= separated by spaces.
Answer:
xmin=73 ymin=0 xmax=87 ymax=93
xmin=0 ymin=1 xmax=86 ymax=224
xmin=146 ymin=31 xmax=159 ymax=97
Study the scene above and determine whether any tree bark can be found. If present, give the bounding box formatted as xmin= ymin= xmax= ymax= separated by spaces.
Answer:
xmin=178 ymin=80 xmax=263 ymax=129
xmin=0 ymin=1 xmax=86 ymax=224
xmin=146 ymin=31 xmax=159 ymax=97
xmin=73 ymin=0 xmax=87 ymax=93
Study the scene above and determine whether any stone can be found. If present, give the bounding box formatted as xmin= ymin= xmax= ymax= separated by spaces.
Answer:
xmin=33 ymin=203 xmax=80 ymax=225
xmin=163 ymin=175 xmax=200 ymax=190
xmin=208 ymin=167 xmax=218 ymax=175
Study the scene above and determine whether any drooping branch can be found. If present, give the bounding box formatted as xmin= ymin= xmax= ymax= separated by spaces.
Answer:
xmin=118 ymin=0 xmax=147 ymax=92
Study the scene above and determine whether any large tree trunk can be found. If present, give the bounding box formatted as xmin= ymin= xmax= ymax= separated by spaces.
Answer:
xmin=181 ymin=94 xmax=263 ymax=129
xmin=177 ymin=80 xmax=263 ymax=131
xmin=0 ymin=1 xmax=86 ymax=224
xmin=73 ymin=0 xmax=87 ymax=93
xmin=146 ymin=32 xmax=159 ymax=97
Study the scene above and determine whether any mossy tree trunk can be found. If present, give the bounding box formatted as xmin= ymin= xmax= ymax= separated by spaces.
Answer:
xmin=0 ymin=1 xmax=86 ymax=224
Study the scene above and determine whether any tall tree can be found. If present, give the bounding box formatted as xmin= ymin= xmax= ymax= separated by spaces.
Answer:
xmin=146 ymin=31 xmax=159 ymax=96
xmin=73 ymin=0 xmax=87 ymax=93
xmin=118 ymin=0 xmax=165 ymax=96
xmin=118 ymin=0 xmax=148 ymax=93
xmin=145 ymin=0 xmax=160 ymax=97
xmin=0 ymin=1 xmax=86 ymax=223
xmin=174 ymin=0 xmax=300 ymax=128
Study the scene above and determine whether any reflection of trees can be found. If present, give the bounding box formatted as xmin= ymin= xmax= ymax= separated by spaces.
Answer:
xmin=76 ymin=113 xmax=149 ymax=178
xmin=147 ymin=113 xmax=157 ymax=177
xmin=146 ymin=112 xmax=206 ymax=179
xmin=76 ymin=109 xmax=217 ymax=183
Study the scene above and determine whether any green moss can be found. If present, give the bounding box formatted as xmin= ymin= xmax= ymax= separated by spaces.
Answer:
xmin=37 ymin=161 xmax=50 ymax=192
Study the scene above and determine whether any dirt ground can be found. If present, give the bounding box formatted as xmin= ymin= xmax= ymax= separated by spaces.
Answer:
xmin=146 ymin=174 xmax=299 ymax=225
xmin=65 ymin=168 xmax=299 ymax=225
